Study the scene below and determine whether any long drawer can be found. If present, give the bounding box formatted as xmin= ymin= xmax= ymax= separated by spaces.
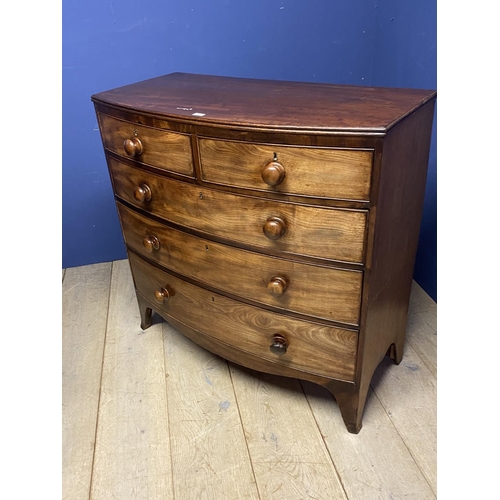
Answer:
xmin=199 ymin=138 xmax=373 ymax=201
xmin=129 ymin=251 xmax=358 ymax=382
xmin=108 ymin=157 xmax=367 ymax=264
xmin=98 ymin=113 xmax=194 ymax=176
xmin=118 ymin=202 xmax=363 ymax=325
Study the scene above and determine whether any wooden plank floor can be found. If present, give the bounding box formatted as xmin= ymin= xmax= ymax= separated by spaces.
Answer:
xmin=62 ymin=260 xmax=437 ymax=500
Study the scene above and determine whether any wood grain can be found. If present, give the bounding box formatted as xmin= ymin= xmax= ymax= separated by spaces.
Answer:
xmin=302 ymin=381 xmax=436 ymax=499
xmin=90 ymin=260 xmax=173 ymax=499
xmin=199 ymin=138 xmax=373 ymax=201
xmin=230 ymin=365 xmax=348 ymax=500
xmin=62 ymin=263 xmax=111 ymax=500
xmin=93 ymin=73 xmax=436 ymax=435
xmin=371 ymin=343 xmax=437 ymax=494
xmin=98 ymin=113 xmax=194 ymax=176
xmin=163 ymin=322 xmax=260 ymax=500
xmin=406 ymin=283 xmax=437 ymax=378
xmin=301 ymin=381 xmax=435 ymax=500
xmin=406 ymin=282 xmax=437 ymax=377
xmin=349 ymin=99 xmax=436 ymax=433
xmin=409 ymin=281 xmax=437 ymax=314
xmin=92 ymin=72 xmax=436 ymax=133
xmin=118 ymin=203 xmax=363 ymax=325
xmin=63 ymin=260 xmax=439 ymax=496
xmin=129 ymin=251 xmax=358 ymax=382
xmin=109 ymin=157 xmax=368 ymax=264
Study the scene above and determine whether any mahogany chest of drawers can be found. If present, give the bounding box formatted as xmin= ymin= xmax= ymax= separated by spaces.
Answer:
xmin=92 ymin=73 xmax=436 ymax=433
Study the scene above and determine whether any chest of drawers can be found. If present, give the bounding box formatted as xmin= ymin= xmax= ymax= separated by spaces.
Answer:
xmin=92 ymin=73 xmax=436 ymax=433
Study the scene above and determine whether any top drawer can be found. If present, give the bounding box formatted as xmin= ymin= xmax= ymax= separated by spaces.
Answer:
xmin=199 ymin=138 xmax=373 ymax=201
xmin=97 ymin=114 xmax=194 ymax=177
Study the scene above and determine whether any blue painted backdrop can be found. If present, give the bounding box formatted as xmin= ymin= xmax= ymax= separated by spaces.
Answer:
xmin=63 ymin=0 xmax=436 ymax=299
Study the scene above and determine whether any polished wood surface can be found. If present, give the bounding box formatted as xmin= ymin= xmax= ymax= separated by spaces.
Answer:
xmin=132 ymin=183 xmax=151 ymax=203
xmin=117 ymin=202 xmax=363 ymax=325
xmin=129 ymin=251 xmax=358 ymax=382
xmin=153 ymin=286 xmax=170 ymax=304
xmin=93 ymin=73 xmax=436 ymax=434
xmin=92 ymin=72 xmax=436 ymax=133
xmin=261 ymin=161 xmax=285 ymax=187
xmin=262 ymin=216 xmax=287 ymax=241
xmin=350 ymin=99 xmax=437 ymax=434
xmin=142 ymin=234 xmax=160 ymax=253
xmin=123 ymin=137 xmax=143 ymax=157
xmin=98 ymin=113 xmax=194 ymax=176
xmin=199 ymin=138 xmax=373 ymax=201
xmin=109 ymin=157 xmax=367 ymax=264
xmin=267 ymin=276 xmax=288 ymax=298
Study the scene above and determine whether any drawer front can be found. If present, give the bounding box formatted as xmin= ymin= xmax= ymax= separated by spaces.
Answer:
xmin=129 ymin=251 xmax=357 ymax=381
xmin=118 ymin=203 xmax=362 ymax=325
xmin=109 ymin=157 xmax=367 ymax=264
xmin=199 ymin=138 xmax=373 ymax=201
xmin=98 ymin=113 xmax=194 ymax=176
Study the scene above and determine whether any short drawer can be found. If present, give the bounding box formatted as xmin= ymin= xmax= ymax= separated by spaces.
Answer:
xmin=199 ymin=138 xmax=373 ymax=201
xmin=129 ymin=251 xmax=358 ymax=382
xmin=109 ymin=157 xmax=367 ymax=264
xmin=118 ymin=203 xmax=363 ymax=325
xmin=98 ymin=113 xmax=194 ymax=176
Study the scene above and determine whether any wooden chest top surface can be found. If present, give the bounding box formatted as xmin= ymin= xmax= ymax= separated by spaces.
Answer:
xmin=92 ymin=72 xmax=436 ymax=133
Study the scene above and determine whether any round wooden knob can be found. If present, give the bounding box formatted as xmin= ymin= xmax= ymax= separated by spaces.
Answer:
xmin=123 ymin=137 xmax=143 ymax=156
xmin=263 ymin=217 xmax=286 ymax=240
xmin=133 ymin=184 xmax=152 ymax=203
xmin=270 ymin=334 xmax=288 ymax=355
xmin=143 ymin=235 xmax=160 ymax=253
xmin=154 ymin=287 xmax=170 ymax=304
xmin=262 ymin=162 xmax=285 ymax=187
xmin=268 ymin=276 xmax=288 ymax=297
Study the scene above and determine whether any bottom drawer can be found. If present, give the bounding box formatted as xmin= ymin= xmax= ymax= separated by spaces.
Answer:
xmin=129 ymin=251 xmax=358 ymax=382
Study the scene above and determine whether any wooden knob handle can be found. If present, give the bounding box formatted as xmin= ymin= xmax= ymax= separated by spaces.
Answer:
xmin=268 ymin=276 xmax=288 ymax=297
xmin=261 ymin=162 xmax=285 ymax=187
xmin=270 ymin=334 xmax=288 ymax=355
xmin=143 ymin=235 xmax=160 ymax=253
xmin=123 ymin=137 xmax=143 ymax=156
xmin=263 ymin=217 xmax=286 ymax=240
xmin=133 ymin=184 xmax=152 ymax=203
xmin=154 ymin=287 xmax=170 ymax=304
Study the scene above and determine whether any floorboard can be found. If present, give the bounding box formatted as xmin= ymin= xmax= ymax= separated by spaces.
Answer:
xmin=371 ymin=344 xmax=437 ymax=495
xmin=302 ymin=382 xmax=436 ymax=499
xmin=230 ymin=366 xmax=348 ymax=500
xmin=406 ymin=310 xmax=437 ymax=378
xmin=62 ymin=263 xmax=112 ymax=500
xmin=90 ymin=260 xmax=174 ymax=499
xmin=409 ymin=282 xmax=436 ymax=315
xmin=163 ymin=322 xmax=260 ymax=500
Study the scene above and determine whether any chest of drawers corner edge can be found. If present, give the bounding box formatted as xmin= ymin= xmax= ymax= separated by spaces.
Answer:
xmin=91 ymin=72 xmax=436 ymax=434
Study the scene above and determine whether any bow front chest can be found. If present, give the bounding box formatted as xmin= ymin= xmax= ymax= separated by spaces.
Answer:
xmin=92 ymin=73 xmax=436 ymax=433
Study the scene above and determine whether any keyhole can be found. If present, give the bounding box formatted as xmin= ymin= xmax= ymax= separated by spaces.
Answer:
xmin=273 ymin=152 xmax=278 ymax=161
xmin=199 ymin=192 xmax=204 ymax=199
xmin=205 ymin=245 xmax=209 ymax=251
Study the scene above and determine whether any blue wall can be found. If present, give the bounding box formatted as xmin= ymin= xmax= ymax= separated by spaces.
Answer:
xmin=63 ymin=0 xmax=436 ymax=299
xmin=371 ymin=0 xmax=437 ymax=300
